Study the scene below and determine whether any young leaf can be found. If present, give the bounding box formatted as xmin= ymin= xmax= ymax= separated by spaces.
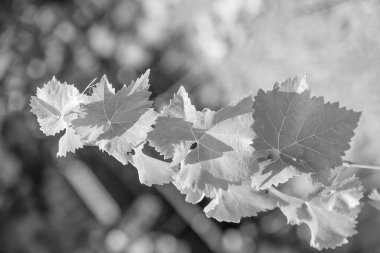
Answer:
xmin=30 ymin=77 xmax=85 ymax=156
xmin=30 ymin=77 xmax=82 ymax=136
xmin=72 ymin=71 xmax=156 ymax=164
xmin=147 ymin=87 xmax=258 ymax=195
xmin=273 ymin=75 xmax=308 ymax=93
xmin=252 ymin=77 xmax=361 ymax=188
xmin=269 ymin=176 xmax=363 ymax=250
xmin=204 ymin=181 xmax=276 ymax=223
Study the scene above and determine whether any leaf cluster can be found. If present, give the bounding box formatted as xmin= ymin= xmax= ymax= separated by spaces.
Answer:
xmin=30 ymin=71 xmax=367 ymax=250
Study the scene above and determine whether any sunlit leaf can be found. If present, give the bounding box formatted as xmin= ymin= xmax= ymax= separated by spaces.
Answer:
xmin=252 ymin=77 xmax=361 ymax=188
xmin=73 ymin=70 xmax=156 ymax=164
xmin=205 ymin=181 xmax=276 ymax=222
xmin=129 ymin=143 xmax=176 ymax=186
xmin=270 ymin=176 xmax=363 ymax=250
xmin=148 ymin=86 xmax=257 ymax=195
xmin=30 ymin=77 xmax=85 ymax=156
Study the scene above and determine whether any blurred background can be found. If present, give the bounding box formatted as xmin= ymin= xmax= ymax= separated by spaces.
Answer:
xmin=1 ymin=0 xmax=380 ymax=252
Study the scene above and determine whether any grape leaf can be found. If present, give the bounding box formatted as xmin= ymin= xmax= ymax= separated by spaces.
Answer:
xmin=147 ymin=86 xmax=257 ymax=195
xmin=319 ymin=175 xmax=363 ymax=214
xmin=128 ymin=143 xmax=176 ymax=186
xmin=270 ymin=176 xmax=363 ymax=250
xmin=57 ymin=127 xmax=84 ymax=157
xmin=128 ymin=69 xmax=150 ymax=93
xmin=252 ymin=77 xmax=361 ymax=188
xmin=30 ymin=77 xmax=82 ymax=136
xmin=273 ymin=75 xmax=308 ymax=93
xmin=173 ymin=174 xmax=205 ymax=204
xmin=30 ymin=77 xmax=85 ymax=156
xmin=204 ymin=181 xmax=276 ymax=223
xmin=96 ymin=108 xmax=158 ymax=164
xmin=251 ymin=161 xmax=301 ymax=190
xmin=72 ymin=72 xmax=153 ymax=140
xmin=147 ymin=86 xmax=204 ymax=160
xmin=368 ymin=189 xmax=380 ymax=211
xmin=72 ymin=70 xmax=156 ymax=164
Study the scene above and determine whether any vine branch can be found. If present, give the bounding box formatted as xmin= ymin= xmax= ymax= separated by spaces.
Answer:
xmin=343 ymin=161 xmax=380 ymax=170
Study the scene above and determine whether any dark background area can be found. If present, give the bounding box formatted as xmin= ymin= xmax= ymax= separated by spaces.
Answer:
xmin=1 ymin=0 xmax=380 ymax=252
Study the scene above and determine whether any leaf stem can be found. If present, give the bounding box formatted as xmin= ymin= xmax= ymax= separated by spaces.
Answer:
xmin=343 ymin=160 xmax=380 ymax=170
xmin=268 ymin=186 xmax=283 ymax=196
xmin=82 ymin=77 xmax=98 ymax=94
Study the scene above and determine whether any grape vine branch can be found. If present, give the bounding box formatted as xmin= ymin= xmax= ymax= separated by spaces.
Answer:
xmin=29 ymin=70 xmax=380 ymax=250
xmin=343 ymin=161 xmax=380 ymax=170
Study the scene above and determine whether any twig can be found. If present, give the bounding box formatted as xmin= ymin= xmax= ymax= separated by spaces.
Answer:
xmin=343 ymin=161 xmax=380 ymax=170
xmin=82 ymin=77 xmax=98 ymax=94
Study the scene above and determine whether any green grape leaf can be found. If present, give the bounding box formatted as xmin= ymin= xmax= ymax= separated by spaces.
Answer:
xmin=252 ymin=77 xmax=361 ymax=188
xmin=73 ymin=71 xmax=156 ymax=164
xmin=368 ymin=189 xmax=380 ymax=211
xmin=270 ymin=176 xmax=363 ymax=250
xmin=147 ymin=87 xmax=258 ymax=196
xmin=204 ymin=181 xmax=276 ymax=223
xmin=128 ymin=143 xmax=176 ymax=186
xmin=30 ymin=77 xmax=85 ymax=156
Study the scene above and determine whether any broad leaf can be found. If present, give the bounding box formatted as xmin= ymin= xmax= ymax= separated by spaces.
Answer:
xmin=147 ymin=87 xmax=257 ymax=195
xmin=72 ymin=73 xmax=152 ymax=140
xmin=252 ymin=77 xmax=361 ymax=188
xmin=270 ymin=176 xmax=363 ymax=250
xmin=96 ymin=109 xmax=158 ymax=164
xmin=204 ymin=181 xmax=276 ymax=223
xmin=72 ymin=71 xmax=156 ymax=164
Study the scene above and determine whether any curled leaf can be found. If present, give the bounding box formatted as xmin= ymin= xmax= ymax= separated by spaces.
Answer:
xmin=269 ymin=176 xmax=363 ymax=250
xmin=205 ymin=181 xmax=276 ymax=223
xmin=129 ymin=143 xmax=176 ymax=186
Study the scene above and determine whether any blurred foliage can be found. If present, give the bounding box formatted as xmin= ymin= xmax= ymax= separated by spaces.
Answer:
xmin=1 ymin=0 xmax=380 ymax=252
